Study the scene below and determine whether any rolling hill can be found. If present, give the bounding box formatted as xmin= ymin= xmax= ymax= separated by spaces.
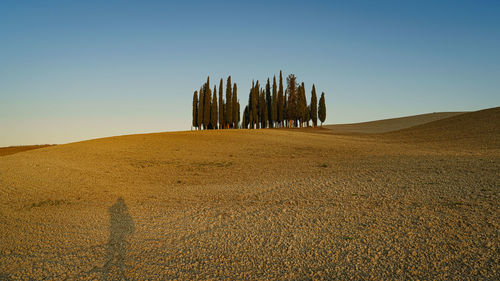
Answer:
xmin=0 ymin=108 xmax=498 ymax=279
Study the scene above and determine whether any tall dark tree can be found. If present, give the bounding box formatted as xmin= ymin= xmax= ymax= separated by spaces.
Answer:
xmin=260 ymin=89 xmax=268 ymax=128
xmin=192 ymin=90 xmax=198 ymax=130
xmin=225 ymin=76 xmax=233 ymax=128
xmin=203 ymin=83 xmax=211 ymax=129
xmin=299 ymin=82 xmax=308 ymax=127
xmin=296 ymin=83 xmax=305 ymax=127
xmin=310 ymin=84 xmax=318 ymax=127
xmin=235 ymin=101 xmax=240 ymax=129
xmin=211 ymin=85 xmax=218 ymax=129
xmin=243 ymin=106 xmax=249 ymax=129
xmin=247 ymin=80 xmax=255 ymax=129
xmin=218 ymin=79 xmax=224 ymax=129
xmin=198 ymin=86 xmax=204 ymax=129
xmin=307 ymin=105 xmax=311 ymax=127
xmin=252 ymin=81 xmax=259 ymax=129
xmin=286 ymin=74 xmax=297 ymax=127
xmin=283 ymin=89 xmax=288 ymax=127
xmin=277 ymin=70 xmax=284 ymax=127
xmin=319 ymin=92 xmax=327 ymax=126
xmin=232 ymin=83 xmax=238 ymax=128
xmin=265 ymin=78 xmax=273 ymax=128
xmin=272 ymin=75 xmax=277 ymax=128
xmin=296 ymin=83 xmax=303 ymax=126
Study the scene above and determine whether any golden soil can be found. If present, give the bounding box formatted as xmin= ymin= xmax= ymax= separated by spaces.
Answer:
xmin=0 ymin=108 xmax=498 ymax=280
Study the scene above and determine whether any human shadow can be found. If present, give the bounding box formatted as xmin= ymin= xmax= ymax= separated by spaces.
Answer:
xmin=102 ymin=197 xmax=135 ymax=280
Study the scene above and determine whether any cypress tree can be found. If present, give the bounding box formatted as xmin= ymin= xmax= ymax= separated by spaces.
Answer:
xmin=198 ymin=86 xmax=204 ymax=130
xmin=310 ymin=84 xmax=318 ymax=127
xmin=260 ymin=89 xmax=267 ymax=128
xmin=243 ymin=106 xmax=249 ymax=129
xmin=248 ymin=107 xmax=253 ymax=129
xmin=252 ymin=81 xmax=259 ymax=129
xmin=263 ymin=100 xmax=268 ymax=129
xmin=248 ymin=82 xmax=254 ymax=129
xmin=235 ymin=101 xmax=240 ymax=129
xmin=248 ymin=81 xmax=253 ymax=129
xmin=283 ymin=89 xmax=288 ymax=127
xmin=232 ymin=83 xmax=238 ymax=128
xmin=192 ymin=90 xmax=198 ymax=130
xmin=277 ymin=70 xmax=284 ymax=127
xmin=307 ymin=105 xmax=311 ymax=127
xmin=272 ymin=75 xmax=277 ymax=128
xmin=204 ymin=84 xmax=211 ymax=129
xmin=266 ymin=78 xmax=272 ymax=128
xmin=319 ymin=92 xmax=326 ymax=126
xmin=211 ymin=85 xmax=218 ymax=129
xmin=286 ymin=74 xmax=297 ymax=127
xmin=299 ymin=82 xmax=308 ymax=127
xmin=219 ymin=79 xmax=224 ymax=129
xmin=296 ymin=83 xmax=305 ymax=127
xmin=225 ymin=76 xmax=233 ymax=128
xmin=259 ymin=88 xmax=263 ymax=128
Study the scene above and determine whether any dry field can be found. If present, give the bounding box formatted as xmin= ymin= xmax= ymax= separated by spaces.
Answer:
xmin=0 ymin=107 xmax=498 ymax=280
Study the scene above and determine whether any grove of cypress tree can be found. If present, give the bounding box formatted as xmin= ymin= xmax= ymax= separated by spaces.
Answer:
xmin=277 ymin=71 xmax=284 ymax=127
xmin=219 ymin=79 xmax=224 ymax=129
xmin=232 ymin=83 xmax=238 ymax=128
xmin=191 ymin=72 xmax=324 ymax=131
xmin=272 ymin=75 xmax=277 ymax=128
xmin=319 ymin=92 xmax=326 ymax=126
xmin=204 ymin=84 xmax=211 ymax=129
xmin=310 ymin=84 xmax=318 ymax=127
xmin=198 ymin=86 xmax=204 ymax=129
xmin=192 ymin=90 xmax=198 ymax=130
xmin=225 ymin=76 xmax=233 ymax=128
xmin=211 ymin=85 xmax=218 ymax=129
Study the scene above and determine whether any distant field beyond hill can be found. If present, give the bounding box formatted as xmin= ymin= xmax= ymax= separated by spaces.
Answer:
xmin=325 ymin=111 xmax=466 ymax=134
xmin=0 ymin=145 xmax=54 ymax=157
xmin=385 ymin=107 xmax=500 ymax=149
xmin=0 ymin=107 xmax=498 ymax=280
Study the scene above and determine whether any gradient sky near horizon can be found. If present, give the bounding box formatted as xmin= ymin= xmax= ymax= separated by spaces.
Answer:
xmin=1 ymin=0 xmax=499 ymax=146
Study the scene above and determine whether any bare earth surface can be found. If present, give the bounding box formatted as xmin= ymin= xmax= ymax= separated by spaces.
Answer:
xmin=0 ymin=108 xmax=498 ymax=280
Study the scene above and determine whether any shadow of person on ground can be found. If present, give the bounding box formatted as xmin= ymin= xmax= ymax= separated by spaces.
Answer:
xmin=102 ymin=197 xmax=134 ymax=280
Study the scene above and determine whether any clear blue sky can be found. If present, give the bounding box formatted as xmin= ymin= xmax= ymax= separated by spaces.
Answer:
xmin=1 ymin=0 xmax=499 ymax=146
